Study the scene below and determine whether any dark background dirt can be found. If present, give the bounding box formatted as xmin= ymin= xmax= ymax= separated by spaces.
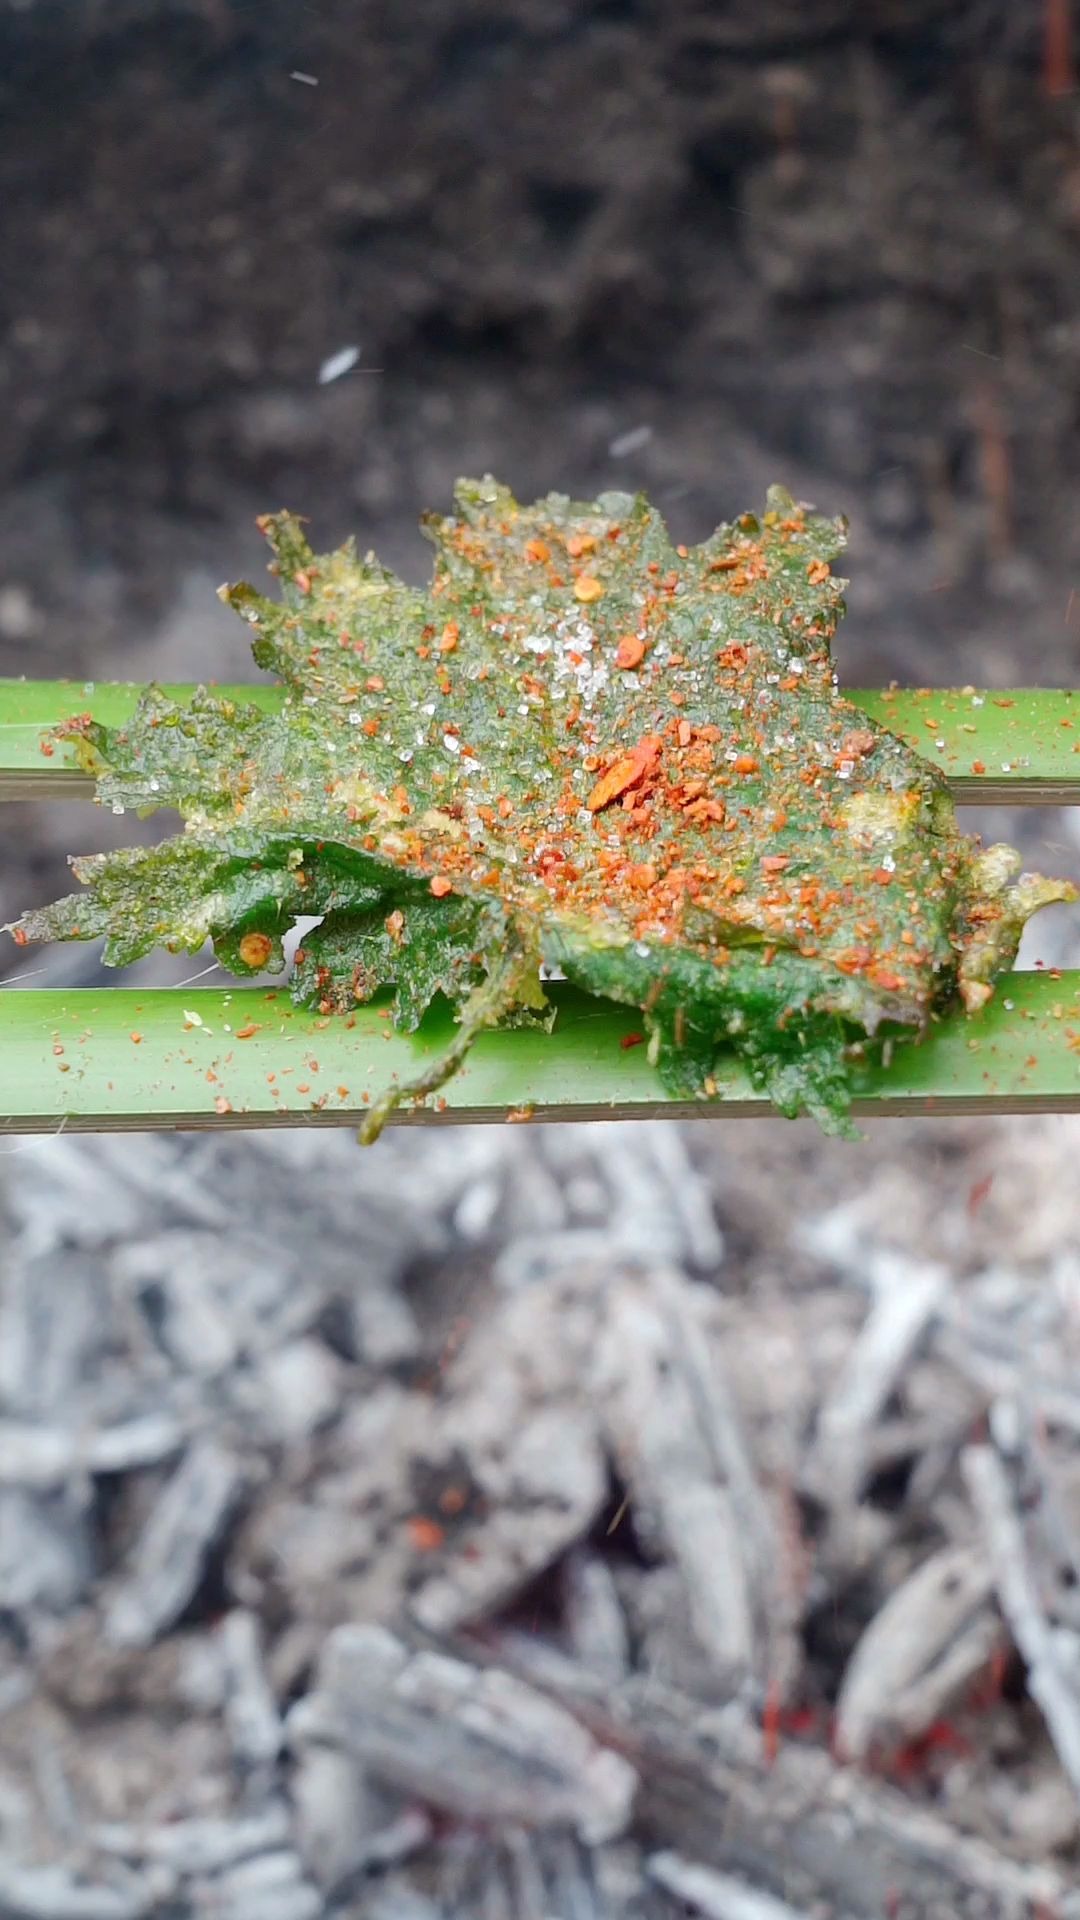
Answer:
xmin=4 ymin=0 xmax=1080 ymax=679
xmin=2 ymin=0 xmax=1080 ymax=934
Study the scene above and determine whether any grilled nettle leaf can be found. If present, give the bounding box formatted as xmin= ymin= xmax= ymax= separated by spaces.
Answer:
xmin=11 ymin=479 xmax=1075 ymax=1137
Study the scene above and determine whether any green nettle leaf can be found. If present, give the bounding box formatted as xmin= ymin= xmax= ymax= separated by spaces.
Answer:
xmin=10 ymin=479 xmax=1075 ymax=1138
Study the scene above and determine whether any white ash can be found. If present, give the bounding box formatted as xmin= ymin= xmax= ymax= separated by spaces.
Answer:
xmin=1 ymin=1115 xmax=1080 ymax=1912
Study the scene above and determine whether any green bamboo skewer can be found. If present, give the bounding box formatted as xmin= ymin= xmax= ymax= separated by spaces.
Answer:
xmin=2 ymin=976 xmax=1079 ymax=1134
xmin=1 ymin=679 xmax=1079 ymax=804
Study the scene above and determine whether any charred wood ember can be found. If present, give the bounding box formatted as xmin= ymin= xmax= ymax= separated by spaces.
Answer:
xmin=3 ymin=1118 xmax=1080 ymax=1914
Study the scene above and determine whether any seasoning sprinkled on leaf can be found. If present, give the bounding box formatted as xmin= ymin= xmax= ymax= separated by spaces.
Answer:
xmin=9 ymin=477 xmax=1076 ymax=1136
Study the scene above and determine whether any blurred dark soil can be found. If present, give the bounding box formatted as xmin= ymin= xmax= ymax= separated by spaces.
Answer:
xmin=2 ymin=0 xmax=1080 ymax=922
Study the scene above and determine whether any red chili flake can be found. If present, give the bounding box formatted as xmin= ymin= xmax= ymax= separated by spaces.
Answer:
xmin=573 ymin=574 xmax=604 ymax=603
xmin=293 ymin=569 xmax=312 ymax=593
xmin=835 ymin=947 xmax=872 ymax=975
xmin=130 ymin=1031 xmax=142 ymax=1044
xmin=438 ymin=622 xmax=459 ymax=654
xmin=566 ymin=532 xmax=596 ymax=557
xmin=807 ymin=559 xmax=831 ymax=585
xmin=839 ymin=729 xmax=876 ymax=760
xmin=235 ymin=1022 xmax=260 ymax=1040
xmin=620 ymin=1031 xmax=645 ymax=1050
xmin=615 ymin=634 xmax=646 ymax=670
xmin=967 ymin=1173 xmax=994 ymax=1216
xmin=524 ymin=538 xmax=550 ymax=563
xmin=497 ymin=794 xmax=513 ymax=819
xmin=238 ymin=930 xmax=273 ymax=969
xmin=39 ymin=740 xmax=54 ymax=757
xmin=733 ymin=754 xmax=759 ymax=775
xmin=677 ymin=719 xmax=693 ymax=747
xmin=214 ymin=1094 xmax=232 ymax=1115
xmin=407 ymin=1516 xmax=446 ymax=1552
xmin=12 ymin=928 xmax=27 ymax=946
xmin=430 ymin=875 xmax=454 ymax=897
xmin=361 ymin=716 xmax=380 ymax=736
xmin=627 ymin=863 xmax=657 ymax=891
xmin=761 ymin=854 xmax=790 ymax=873
xmin=971 ymin=759 xmax=986 ymax=774
xmin=586 ymin=736 xmax=661 ymax=813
